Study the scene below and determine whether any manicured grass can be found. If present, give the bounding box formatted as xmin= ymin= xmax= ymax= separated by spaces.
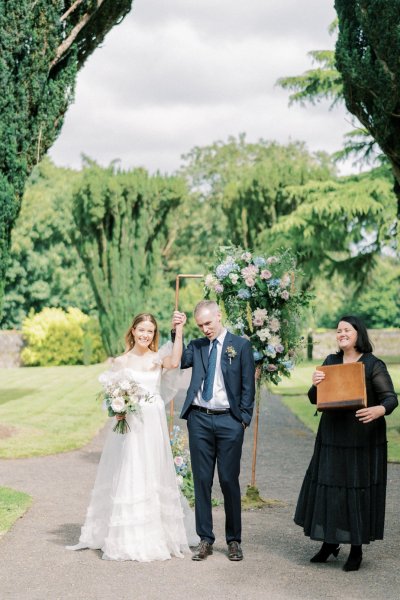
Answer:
xmin=0 ymin=364 xmax=107 ymax=458
xmin=272 ymin=361 xmax=400 ymax=463
xmin=0 ymin=487 xmax=32 ymax=536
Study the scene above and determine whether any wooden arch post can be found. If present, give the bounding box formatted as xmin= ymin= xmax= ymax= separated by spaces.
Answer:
xmin=169 ymin=273 xmax=204 ymax=435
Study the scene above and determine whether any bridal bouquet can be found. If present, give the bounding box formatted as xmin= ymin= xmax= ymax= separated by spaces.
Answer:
xmin=98 ymin=369 xmax=152 ymax=434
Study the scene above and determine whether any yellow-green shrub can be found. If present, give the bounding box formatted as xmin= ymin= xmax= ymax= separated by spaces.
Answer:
xmin=21 ymin=307 xmax=106 ymax=366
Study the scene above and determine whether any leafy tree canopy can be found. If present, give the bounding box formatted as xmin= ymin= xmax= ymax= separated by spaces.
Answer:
xmin=0 ymin=0 xmax=133 ymax=312
xmin=335 ymin=0 xmax=400 ymax=212
xmin=259 ymin=165 xmax=398 ymax=285
xmin=0 ymin=158 xmax=95 ymax=329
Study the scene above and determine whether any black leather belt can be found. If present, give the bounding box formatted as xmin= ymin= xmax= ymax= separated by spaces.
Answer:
xmin=191 ymin=405 xmax=230 ymax=415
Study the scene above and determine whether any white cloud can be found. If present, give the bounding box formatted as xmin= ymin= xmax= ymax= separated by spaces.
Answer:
xmin=50 ymin=0 xmax=350 ymax=174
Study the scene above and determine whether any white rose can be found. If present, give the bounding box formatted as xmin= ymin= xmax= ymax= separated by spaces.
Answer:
xmin=111 ymin=396 xmax=126 ymax=413
xmin=119 ymin=380 xmax=131 ymax=391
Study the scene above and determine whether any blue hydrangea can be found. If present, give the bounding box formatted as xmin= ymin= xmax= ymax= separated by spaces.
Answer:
xmin=215 ymin=262 xmax=238 ymax=279
xmin=253 ymin=350 xmax=264 ymax=362
xmin=253 ymin=256 xmax=266 ymax=267
xmin=265 ymin=344 xmax=276 ymax=358
xmin=268 ymin=278 xmax=281 ymax=287
xmin=237 ymin=288 xmax=251 ymax=299
xmin=282 ymin=360 xmax=294 ymax=370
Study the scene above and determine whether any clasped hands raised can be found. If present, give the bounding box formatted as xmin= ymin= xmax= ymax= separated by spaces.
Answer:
xmin=312 ymin=369 xmax=385 ymax=424
xmin=171 ymin=310 xmax=187 ymax=330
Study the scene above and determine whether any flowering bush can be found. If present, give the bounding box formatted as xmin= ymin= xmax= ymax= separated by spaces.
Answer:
xmin=170 ymin=425 xmax=195 ymax=505
xmin=204 ymin=246 xmax=311 ymax=384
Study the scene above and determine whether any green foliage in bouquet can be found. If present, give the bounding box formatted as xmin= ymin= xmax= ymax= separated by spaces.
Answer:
xmin=170 ymin=425 xmax=195 ymax=506
xmin=21 ymin=307 xmax=106 ymax=366
xmin=204 ymin=246 xmax=311 ymax=384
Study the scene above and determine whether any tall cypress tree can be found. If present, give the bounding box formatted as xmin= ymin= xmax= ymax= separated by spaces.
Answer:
xmin=72 ymin=162 xmax=186 ymax=356
xmin=335 ymin=0 xmax=400 ymax=219
xmin=0 ymin=0 xmax=133 ymax=312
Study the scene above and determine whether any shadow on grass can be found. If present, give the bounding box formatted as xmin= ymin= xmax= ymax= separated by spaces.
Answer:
xmin=0 ymin=389 xmax=39 ymax=406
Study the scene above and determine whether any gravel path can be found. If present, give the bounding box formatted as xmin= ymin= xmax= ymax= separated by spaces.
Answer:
xmin=0 ymin=375 xmax=399 ymax=600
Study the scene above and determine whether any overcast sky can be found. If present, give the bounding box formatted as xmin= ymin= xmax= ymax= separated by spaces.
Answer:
xmin=50 ymin=0 xmax=355 ymax=175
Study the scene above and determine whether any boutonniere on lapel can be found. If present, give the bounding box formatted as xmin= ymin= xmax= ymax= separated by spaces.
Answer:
xmin=226 ymin=346 xmax=237 ymax=364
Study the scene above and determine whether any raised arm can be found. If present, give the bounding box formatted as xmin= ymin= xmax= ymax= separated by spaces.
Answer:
xmin=162 ymin=313 xmax=187 ymax=369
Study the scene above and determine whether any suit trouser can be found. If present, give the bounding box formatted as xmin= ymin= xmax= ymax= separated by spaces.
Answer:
xmin=187 ymin=409 xmax=244 ymax=544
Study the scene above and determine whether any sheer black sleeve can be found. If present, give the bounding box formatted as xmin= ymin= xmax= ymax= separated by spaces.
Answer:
xmin=371 ymin=359 xmax=398 ymax=415
xmin=307 ymin=356 xmax=330 ymax=405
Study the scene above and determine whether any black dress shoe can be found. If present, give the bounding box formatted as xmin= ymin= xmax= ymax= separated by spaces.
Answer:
xmin=343 ymin=547 xmax=362 ymax=572
xmin=192 ymin=540 xmax=213 ymax=561
xmin=227 ymin=541 xmax=243 ymax=561
xmin=310 ymin=542 xmax=340 ymax=563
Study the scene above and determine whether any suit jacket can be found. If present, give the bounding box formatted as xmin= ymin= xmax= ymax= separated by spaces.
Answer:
xmin=180 ymin=331 xmax=256 ymax=425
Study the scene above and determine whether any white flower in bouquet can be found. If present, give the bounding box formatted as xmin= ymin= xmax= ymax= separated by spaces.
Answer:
xmin=98 ymin=369 xmax=152 ymax=434
xmin=111 ymin=396 xmax=126 ymax=412
xmin=176 ymin=475 xmax=184 ymax=487
xmin=269 ymin=317 xmax=280 ymax=333
xmin=253 ymin=308 xmax=268 ymax=325
xmin=119 ymin=380 xmax=131 ymax=391
xmin=174 ymin=455 xmax=184 ymax=467
xmin=257 ymin=328 xmax=270 ymax=342
xmin=205 ymin=274 xmax=218 ymax=288
xmin=229 ymin=273 xmax=239 ymax=284
xmin=269 ymin=335 xmax=281 ymax=347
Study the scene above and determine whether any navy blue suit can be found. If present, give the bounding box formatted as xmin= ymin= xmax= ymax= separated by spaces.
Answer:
xmin=180 ymin=332 xmax=255 ymax=544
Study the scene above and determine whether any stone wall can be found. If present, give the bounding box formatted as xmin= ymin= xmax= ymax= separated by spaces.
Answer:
xmin=0 ymin=328 xmax=399 ymax=367
xmin=0 ymin=331 xmax=25 ymax=367
xmin=309 ymin=329 xmax=400 ymax=360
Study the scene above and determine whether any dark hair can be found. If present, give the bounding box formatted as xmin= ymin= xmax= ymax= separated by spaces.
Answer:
xmin=125 ymin=313 xmax=159 ymax=352
xmin=336 ymin=315 xmax=373 ymax=354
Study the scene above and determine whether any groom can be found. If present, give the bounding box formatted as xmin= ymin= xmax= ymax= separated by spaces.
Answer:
xmin=175 ymin=300 xmax=255 ymax=561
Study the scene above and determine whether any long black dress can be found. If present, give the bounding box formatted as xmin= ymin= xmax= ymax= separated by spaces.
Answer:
xmin=294 ymin=353 xmax=398 ymax=545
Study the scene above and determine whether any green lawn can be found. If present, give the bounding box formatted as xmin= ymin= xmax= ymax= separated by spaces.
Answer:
xmin=0 ymin=364 xmax=107 ymax=458
xmin=272 ymin=360 xmax=400 ymax=463
xmin=0 ymin=487 xmax=32 ymax=536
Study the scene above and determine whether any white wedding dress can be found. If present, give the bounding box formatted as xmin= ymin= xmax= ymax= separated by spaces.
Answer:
xmin=67 ymin=344 xmax=198 ymax=561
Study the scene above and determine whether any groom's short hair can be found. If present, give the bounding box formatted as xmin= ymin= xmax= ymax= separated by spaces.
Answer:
xmin=194 ymin=300 xmax=220 ymax=317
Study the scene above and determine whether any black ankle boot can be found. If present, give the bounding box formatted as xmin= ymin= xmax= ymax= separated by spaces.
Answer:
xmin=343 ymin=545 xmax=362 ymax=572
xmin=310 ymin=542 xmax=340 ymax=563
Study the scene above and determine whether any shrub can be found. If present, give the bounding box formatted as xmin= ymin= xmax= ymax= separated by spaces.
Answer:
xmin=21 ymin=307 xmax=106 ymax=366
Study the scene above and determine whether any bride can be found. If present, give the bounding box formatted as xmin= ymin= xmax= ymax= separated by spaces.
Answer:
xmin=67 ymin=312 xmax=198 ymax=561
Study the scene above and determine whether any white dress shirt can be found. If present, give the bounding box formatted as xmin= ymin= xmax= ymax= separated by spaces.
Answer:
xmin=193 ymin=328 xmax=230 ymax=409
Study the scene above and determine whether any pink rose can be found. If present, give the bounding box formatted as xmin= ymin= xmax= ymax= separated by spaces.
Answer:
xmin=260 ymin=269 xmax=272 ymax=280
xmin=214 ymin=284 xmax=224 ymax=294
xmin=253 ymin=317 xmax=264 ymax=327
xmin=245 ymin=277 xmax=255 ymax=287
xmin=281 ymin=290 xmax=289 ymax=300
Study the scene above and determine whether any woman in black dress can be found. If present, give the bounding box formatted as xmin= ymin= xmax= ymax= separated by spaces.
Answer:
xmin=294 ymin=316 xmax=398 ymax=571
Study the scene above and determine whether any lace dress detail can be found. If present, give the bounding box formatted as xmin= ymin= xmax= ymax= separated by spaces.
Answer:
xmin=68 ymin=347 xmax=198 ymax=561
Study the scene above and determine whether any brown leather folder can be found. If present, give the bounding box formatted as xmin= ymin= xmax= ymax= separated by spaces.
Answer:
xmin=316 ymin=362 xmax=367 ymax=411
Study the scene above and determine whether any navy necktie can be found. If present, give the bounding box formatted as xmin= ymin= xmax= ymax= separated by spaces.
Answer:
xmin=202 ymin=339 xmax=218 ymax=402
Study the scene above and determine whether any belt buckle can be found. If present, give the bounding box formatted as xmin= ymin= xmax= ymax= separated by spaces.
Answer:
xmin=206 ymin=408 xmax=213 ymax=415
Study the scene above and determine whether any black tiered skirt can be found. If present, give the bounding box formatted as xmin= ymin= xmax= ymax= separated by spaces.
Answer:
xmin=294 ymin=410 xmax=387 ymax=545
